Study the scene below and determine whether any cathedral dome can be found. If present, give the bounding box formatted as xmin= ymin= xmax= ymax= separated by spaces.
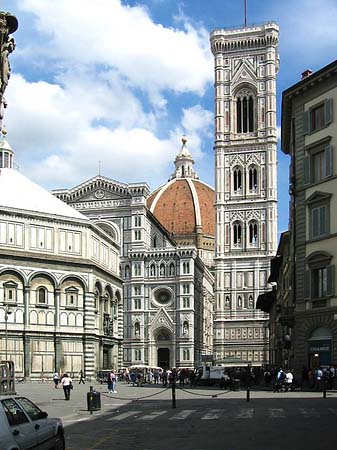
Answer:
xmin=147 ymin=138 xmax=215 ymax=265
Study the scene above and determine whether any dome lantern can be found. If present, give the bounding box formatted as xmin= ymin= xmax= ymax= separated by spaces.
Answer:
xmin=0 ymin=127 xmax=14 ymax=169
xmin=171 ymin=136 xmax=198 ymax=180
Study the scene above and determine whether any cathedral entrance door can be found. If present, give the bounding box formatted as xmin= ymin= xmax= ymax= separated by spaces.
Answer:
xmin=158 ymin=348 xmax=169 ymax=369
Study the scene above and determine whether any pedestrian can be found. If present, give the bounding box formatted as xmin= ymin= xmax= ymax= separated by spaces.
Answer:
xmin=78 ymin=369 xmax=85 ymax=384
xmin=108 ymin=370 xmax=117 ymax=393
xmin=285 ymin=370 xmax=293 ymax=391
xmin=52 ymin=371 xmax=59 ymax=389
xmin=60 ymin=373 xmax=73 ymax=400
xmin=162 ymin=369 xmax=168 ymax=387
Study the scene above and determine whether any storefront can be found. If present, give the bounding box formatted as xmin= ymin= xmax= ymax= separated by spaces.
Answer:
xmin=308 ymin=327 xmax=332 ymax=367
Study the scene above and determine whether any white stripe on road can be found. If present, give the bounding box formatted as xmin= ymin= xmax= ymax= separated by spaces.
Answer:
xmin=137 ymin=411 xmax=167 ymax=421
xmin=107 ymin=410 xmax=141 ymax=421
xmin=328 ymin=408 xmax=337 ymax=415
xmin=299 ymin=408 xmax=320 ymax=418
xmin=169 ymin=410 xmax=195 ymax=420
xmin=201 ymin=409 xmax=222 ymax=420
xmin=269 ymin=408 xmax=286 ymax=418
xmin=235 ymin=408 xmax=254 ymax=419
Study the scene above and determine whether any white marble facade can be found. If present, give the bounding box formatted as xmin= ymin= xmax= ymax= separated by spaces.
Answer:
xmin=0 ymin=139 xmax=123 ymax=379
xmin=210 ymin=23 xmax=279 ymax=364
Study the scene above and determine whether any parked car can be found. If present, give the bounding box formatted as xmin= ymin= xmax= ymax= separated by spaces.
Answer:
xmin=0 ymin=394 xmax=65 ymax=450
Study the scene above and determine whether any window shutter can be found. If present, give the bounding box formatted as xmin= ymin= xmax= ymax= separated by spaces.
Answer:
xmin=302 ymin=111 xmax=310 ymax=134
xmin=303 ymin=156 xmax=311 ymax=184
xmin=312 ymin=207 xmax=319 ymax=238
xmin=304 ymin=270 xmax=311 ymax=299
xmin=327 ymin=265 xmax=335 ymax=297
xmin=324 ymin=145 xmax=333 ymax=177
xmin=324 ymin=98 xmax=333 ymax=125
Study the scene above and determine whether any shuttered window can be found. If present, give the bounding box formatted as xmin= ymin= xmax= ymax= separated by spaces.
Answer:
xmin=303 ymin=145 xmax=333 ymax=185
xmin=311 ymin=204 xmax=329 ymax=239
xmin=303 ymin=98 xmax=333 ymax=135
xmin=304 ymin=265 xmax=335 ymax=300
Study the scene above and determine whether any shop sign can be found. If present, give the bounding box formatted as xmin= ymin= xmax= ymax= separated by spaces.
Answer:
xmin=308 ymin=339 xmax=331 ymax=353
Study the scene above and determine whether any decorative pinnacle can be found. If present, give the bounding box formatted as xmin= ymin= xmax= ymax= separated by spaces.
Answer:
xmin=2 ymin=125 xmax=7 ymax=136
xmin=181 ymin=135 xmax=187 ymax=145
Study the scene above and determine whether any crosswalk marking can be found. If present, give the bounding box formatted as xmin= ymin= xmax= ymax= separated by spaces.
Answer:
xmin=269 ymin=408 xmax=286 ymax=418
xmin=299 ymin=408 xmax=320 ymax=418
xmin=138 ymin=411 xmax=167 ymax=421
xmin=235 ymin=408 xmax=254 ymax=419
xmin=107 ymin=410 xmax=141 ymax=421
xmin=169 ymin=409 xmax=195 ymax=420
xmin=201 ymin=409 xmax=222 ymax=420
xmin=100 ymin=407 xmax=335 ymax=423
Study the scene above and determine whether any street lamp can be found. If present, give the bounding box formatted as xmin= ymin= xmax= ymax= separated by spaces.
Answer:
xmin=4 ymin=304 xmax=13 ymax=361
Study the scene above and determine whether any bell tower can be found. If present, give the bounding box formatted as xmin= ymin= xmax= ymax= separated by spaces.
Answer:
xmin=210 ymin=23 xmax=279 ymax=364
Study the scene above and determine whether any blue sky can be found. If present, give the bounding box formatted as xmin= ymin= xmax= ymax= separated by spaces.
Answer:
xmin=2 ymin=0 xmax=337 ymax=235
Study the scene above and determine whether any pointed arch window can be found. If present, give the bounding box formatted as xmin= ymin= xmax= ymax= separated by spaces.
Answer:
xmin=233 ymin=222 xmax=242 ymax=246
xmin=249 ymin=222 xmax=258 ymax=245
xmin=169 ymin=263 xmax=175 ymax=276
xmin=233 ymin=167 xmax=243 ymax=193
xmin=236 ymin=89 xmax=255 ymax=133
xmin=248 ymin=166 xmax=258 ymax=191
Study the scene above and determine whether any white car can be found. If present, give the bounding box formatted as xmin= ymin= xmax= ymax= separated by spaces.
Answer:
xmin=0 ymin=395 xmax=65 ymax=450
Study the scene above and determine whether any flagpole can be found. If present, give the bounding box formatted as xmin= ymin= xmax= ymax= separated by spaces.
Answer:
xmin=244 ymin=0 xmax=247 ymax=28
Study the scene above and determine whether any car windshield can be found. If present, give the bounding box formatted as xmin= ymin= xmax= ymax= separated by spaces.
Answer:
xmin=15 ymin=397 xmax=46 ymax=421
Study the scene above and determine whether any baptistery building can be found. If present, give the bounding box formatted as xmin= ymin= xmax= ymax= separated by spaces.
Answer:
xmin=0 ymin=135 xmax=123 ymax=380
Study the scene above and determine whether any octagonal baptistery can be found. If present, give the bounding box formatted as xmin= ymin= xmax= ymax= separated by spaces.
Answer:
xmin=147 ymin=138 xmax=215 ymax=268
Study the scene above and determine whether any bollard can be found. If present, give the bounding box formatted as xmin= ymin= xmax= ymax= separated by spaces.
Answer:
xmin=88 ymin=386 xmax=93 ymax=415
xmin=323 ymin=381 xmax=327 ymax=399
xmin=246 ymin=386 xmax=250 ymax=402
xmin=172 ymin=379 xmax=176 ymax=409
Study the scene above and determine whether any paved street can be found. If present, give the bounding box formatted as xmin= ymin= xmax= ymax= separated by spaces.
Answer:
xmin=13 ymin=381 xmax=337 ymax=450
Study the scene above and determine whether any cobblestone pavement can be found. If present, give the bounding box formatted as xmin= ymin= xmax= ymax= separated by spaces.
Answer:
xmin=14 ymin=381 xmax=337 ymax=450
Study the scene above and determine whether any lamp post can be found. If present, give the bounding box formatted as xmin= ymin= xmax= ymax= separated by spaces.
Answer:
xmin=4 ymin=304 xmax=13 ymax=360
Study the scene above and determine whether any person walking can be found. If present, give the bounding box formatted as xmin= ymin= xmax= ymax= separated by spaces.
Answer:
xmin=78 ymin=369 xmax=85 ymax=384
xmin=52 ymin=371 xmax=59 ymax=389
xmin=108 ymin=370 xmax=117 ymax=393
xmin=60 ymin=373 xmax=73 ymax=400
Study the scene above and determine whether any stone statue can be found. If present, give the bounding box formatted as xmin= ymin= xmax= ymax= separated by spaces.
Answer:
xmin=0 ymin=36 xmax=15 ymax=96
xmin=0 ymin=12 xmax=18 ymax=132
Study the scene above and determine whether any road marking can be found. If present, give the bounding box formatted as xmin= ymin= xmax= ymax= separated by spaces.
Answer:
xmin=269 ymin=408 xmax=286 ymax=418
xmin=201 ymin=409 xmax=222 ymax=420
xmin=328 ymin=408 xmax=337 ymax=415
xmin=235 ymin=408 xmax=254 ymax=419
xmin=170 ymin=409 xmax=195 ymax=420
xmin=107 ymin=410 xmax=141 ymax=421
xmin=137 ymin=410 xmax=167 ymax=421
xmin=299 ymin=408 xmax=320 ymax=418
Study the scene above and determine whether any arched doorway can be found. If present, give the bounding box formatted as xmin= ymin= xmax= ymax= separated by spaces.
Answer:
xmin=308 ymin=327 xmax=332 ymax=367
xmin=158 ymin=348 xmax=169 ymax=369
xmin=155 ymin=328 xmax=173 ymax=369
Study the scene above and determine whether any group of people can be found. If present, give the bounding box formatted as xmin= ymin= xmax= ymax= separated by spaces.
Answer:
xmin=301 ymin=366 xmax=337 ymax=391
xmin=115 ymin=367 xmax=198 ymax=388
xmin=52 ymin=369 xmax=86 ymax=400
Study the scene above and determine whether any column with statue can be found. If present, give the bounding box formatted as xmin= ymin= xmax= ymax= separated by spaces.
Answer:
xmin=0 ymin=11 xmax=18 ymax=132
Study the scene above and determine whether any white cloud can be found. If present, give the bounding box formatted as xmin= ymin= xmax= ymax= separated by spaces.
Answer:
xmin=3 ymin=0 xmax=214 ymax=192
xmin=18 ymin=0 xmax=213 ymax=101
